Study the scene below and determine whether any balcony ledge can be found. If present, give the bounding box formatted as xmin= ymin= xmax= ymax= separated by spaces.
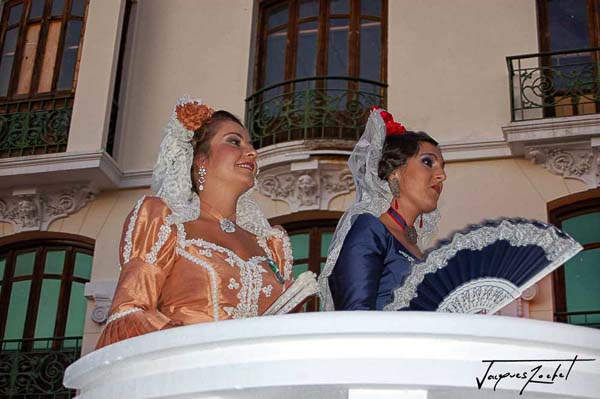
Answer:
xmin=0 ymin=151 xmax=154 ymax=191
xmin=64 ymin=312 xmax=600 ymax=399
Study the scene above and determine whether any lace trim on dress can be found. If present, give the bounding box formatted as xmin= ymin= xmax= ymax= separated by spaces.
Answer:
xmin=176 ymin=247 xmax=220 ymax=320
xmin=107 ymin=307 xmax=143 ymax=324
xmin=123 ymin=196 xmax=147 ymax=264
xmin=145 ymin=214 xmax=176 ymax=265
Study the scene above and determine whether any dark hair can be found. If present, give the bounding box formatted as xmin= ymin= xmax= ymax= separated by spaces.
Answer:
xmin=190 ymin=110 xmax=244 ymax=193
xmin=192 ymin=110 xmax=244 ymax=156
xmin=377 ymin=131 xmax=439 ymax=180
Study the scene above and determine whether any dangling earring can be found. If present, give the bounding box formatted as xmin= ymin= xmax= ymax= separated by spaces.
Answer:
xmin=419 ymin=213 xmax=424 ymax=228
xmin=198 ymin=165 xmax=206 ymax=192
xmin=390 ymin=177 xmax=400 ymax=209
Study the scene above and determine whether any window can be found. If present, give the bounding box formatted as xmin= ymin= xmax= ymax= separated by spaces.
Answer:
xmin=549 ymin=189 xmax=600 ymax=328
xmin=0 ymin=0 xmax=89 ymax=158
xmin=0 ymin=233 xmax=94 ymax=349
xmin=248 ymin=0 xmax=387 ymax=146
xmin=0 ymin=0 xmax=88 ymax=99
xmin=256 ymin=0 xmax=386 ymax=93
xmin=273 ymin=212 xmax=341 ymax=311
xmin=536 ymin=0 xmax=600 ymax=117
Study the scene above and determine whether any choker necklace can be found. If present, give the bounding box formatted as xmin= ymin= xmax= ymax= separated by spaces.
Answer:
xmin=202 ymin=203 xmax=236 ymax=233
xmin=387 ymin=207 xmax=418 ymax=245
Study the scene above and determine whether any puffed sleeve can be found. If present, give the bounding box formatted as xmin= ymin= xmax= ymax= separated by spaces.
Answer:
xmin=329 ymin=214 xmax=386 ymax=310
xmin=96 ymin=196 xmax=181 ymax=349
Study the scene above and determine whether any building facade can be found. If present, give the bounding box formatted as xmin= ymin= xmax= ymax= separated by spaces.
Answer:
xmin=0 ymin=0 xmax=598 ymax=396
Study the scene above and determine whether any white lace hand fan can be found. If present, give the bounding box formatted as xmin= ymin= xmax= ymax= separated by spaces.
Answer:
xmin=384 ymin=218 xmax=583 ymax=314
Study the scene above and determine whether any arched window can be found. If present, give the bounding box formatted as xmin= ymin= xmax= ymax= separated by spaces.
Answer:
xmin=0 ymin=0 xmax=89 ymax=158
xmin=272 ymin=211 xmax=341 ymax=311
xmin=0 ymin=232 xmax=93 ymax=397
xmin=0 ymin=232 xmax=94 ymax=348
xmin=548 ymin=189 xmax=600 ymax=328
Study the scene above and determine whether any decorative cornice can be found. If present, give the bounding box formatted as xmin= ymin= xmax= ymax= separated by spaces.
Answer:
xmin=526 ymin=142 xmax=599 ymax=188
xmin=257 ymin=160 xmax=353 ymax=212
xmin=0 ymin=183 xmax=97 ymax=232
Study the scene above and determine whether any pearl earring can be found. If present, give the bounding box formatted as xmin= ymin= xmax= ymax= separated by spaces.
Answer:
xmin=198 ymin=165 xmax=206 ymax=191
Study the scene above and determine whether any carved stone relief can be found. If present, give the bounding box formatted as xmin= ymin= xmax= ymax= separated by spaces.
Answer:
xmin=257 ymin=164 xmax=354 ymax=212
xmin=527 ymin=144 xmax=599 ymax=189
xmin=0 ymin=184 xmax=97 ymax=232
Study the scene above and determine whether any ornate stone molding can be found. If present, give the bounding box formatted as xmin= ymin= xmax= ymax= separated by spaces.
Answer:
xmin=257 ymin=161 xmax=354 ymax=212
xmin=84 ymin=280 xmax=117 ymax=325
xmin=526 ymin=143 xmax=599 ymax=189
xmin=0 ymin=184 xmax=97 ymax=232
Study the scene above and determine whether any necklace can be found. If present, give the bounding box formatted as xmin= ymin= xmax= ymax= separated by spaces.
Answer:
xmin=387 ymin=207 xmax=418 ymax=245
xmin=202 ymin=202 xmax=236 ymax=233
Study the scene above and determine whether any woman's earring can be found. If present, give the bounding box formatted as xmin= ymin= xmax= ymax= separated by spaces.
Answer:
xmin=198 ymin=165 xmax=206 ymax=191
xmin=390 ymin=178 xmax=400 ymax=208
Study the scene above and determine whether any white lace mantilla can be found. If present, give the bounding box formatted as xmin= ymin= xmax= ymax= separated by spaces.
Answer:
xmin=383 ymin=219 xmax=583 ymax=313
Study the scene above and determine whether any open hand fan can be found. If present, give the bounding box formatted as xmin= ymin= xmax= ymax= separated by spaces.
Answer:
xmin=383 ymin=218 xmax=583 ymax=314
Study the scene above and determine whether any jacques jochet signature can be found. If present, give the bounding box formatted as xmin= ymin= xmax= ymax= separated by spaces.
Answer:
xmin=476 ymin=355 xmax=596 ymax=395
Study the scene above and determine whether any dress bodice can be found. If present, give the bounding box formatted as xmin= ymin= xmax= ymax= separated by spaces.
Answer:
xmin=96 ymin=196 xmax=293 ymax=349
xmin=329 ymin=213 xmax=415 ymax=310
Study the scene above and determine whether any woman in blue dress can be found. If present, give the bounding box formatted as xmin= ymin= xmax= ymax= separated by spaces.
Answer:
xmin=318 ymin=108 xmax=446 ymax=310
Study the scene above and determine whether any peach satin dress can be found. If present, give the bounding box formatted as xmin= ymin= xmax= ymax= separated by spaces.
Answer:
xmin=96 ymin=196 xmax=293 ymax=349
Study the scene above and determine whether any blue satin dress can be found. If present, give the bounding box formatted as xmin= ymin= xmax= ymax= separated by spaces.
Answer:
xmin=329 ymin=213 xmax=415 ymax=310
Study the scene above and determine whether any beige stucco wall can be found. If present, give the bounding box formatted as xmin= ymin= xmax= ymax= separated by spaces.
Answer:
xmin=387 ymin=0 xmax=539 ymax=142
xmin=114 ymin=0 xmax=255 ymax=172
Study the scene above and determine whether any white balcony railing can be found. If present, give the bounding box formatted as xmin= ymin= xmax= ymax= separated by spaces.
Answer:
xmin=64 ymin=312 xmax=600 ymax=399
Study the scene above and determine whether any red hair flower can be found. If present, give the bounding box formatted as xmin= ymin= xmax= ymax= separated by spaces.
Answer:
xmin=370 ymin=106 xmax=407 ymax=136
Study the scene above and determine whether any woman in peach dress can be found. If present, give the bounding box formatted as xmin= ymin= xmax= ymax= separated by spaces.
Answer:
xmin=96 ymin=98 xmax=293 ymax=348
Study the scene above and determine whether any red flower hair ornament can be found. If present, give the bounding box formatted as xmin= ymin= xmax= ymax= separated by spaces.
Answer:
xmin=371 ymin=106 xmax=407 ymax=136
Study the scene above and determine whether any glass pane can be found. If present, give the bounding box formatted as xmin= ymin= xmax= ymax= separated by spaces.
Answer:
xmin=74 ymin=252 xmax=92 ymax=279
xmin=330 ymin=0 xmax=349 ymax=14
xmin=547 ymin=0 xmax=589 ymax=51
xmin=293 ymin=263 xmax=308 ymax=279
xmin=57 ymin=20 xmax=83 ymax=90
xmin=268 ymin=3 xmax=288 ymax=29
xmin=290 ymin=233 xmax=310 ymax=260
xmin=16 ymin=23 xmax=41 ymax=95
xmin=564 ymin=248 xmax=600 ymax=326
xmin=64 ymin=281 xmax=86 ymax=338
xmin=51 ymin=0 xmax=65 ymax=16
xmin=264 ymin=31 xmax=286 ymax=85
xmin=0 ymin=28 xmax=19 ymax=96
xmin=562 ymin=212 xmax=600 ymax=246
xmin=44 ymin=250 xmax=65 ymax=274
xmin=299 ymin=0 xmax=318 ymax=18
xmin=8 ymin=3 xmax=24 ymax=25
xmin=361 ymin=0 xmax=381 ymax=17
xmin=296 ymin=20 xmax=318 ymax=80
xmin=71 ymin=0 xmax=86 ymax=17
xmin=327 ymin=18 xmax=349 ymax=76
xmin=33 ymin=279 xmax=61 ymax=343
xmin=14 ymin=251 xmax=36 ymax=277
xmin=0 ymin=258 xmax=5 ymax=281
xmin=29 ymin=0 xmax=45 ymax=19
xmin=3 ymin=280 xmax=31 ymax=344
xmin=321 ymin=232 xmax=333 ymax=257
xmin=360 ymin=20 xmax=381 ymax=81
xmin=37 ymin=20 xmax=61 ymax=93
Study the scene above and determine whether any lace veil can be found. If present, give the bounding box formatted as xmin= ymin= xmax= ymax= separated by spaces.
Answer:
xmin=317 ymin=109 xmax=440 ymax=311
xmin=151 ymin=96 xmax=280 ymax=239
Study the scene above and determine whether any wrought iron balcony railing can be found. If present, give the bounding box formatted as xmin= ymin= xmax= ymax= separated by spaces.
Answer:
xmin=245 ymin=76 xmax=387 ymax=148
xmin=506 ymin=47 xmax=600 ymax=122
xmin=555 ymin=309 xmax=600 ymax=329
xmin=0 ymin=96 xmax=74 ymax=159
xmin=0 ymin=336 xmax=81 ymax=398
